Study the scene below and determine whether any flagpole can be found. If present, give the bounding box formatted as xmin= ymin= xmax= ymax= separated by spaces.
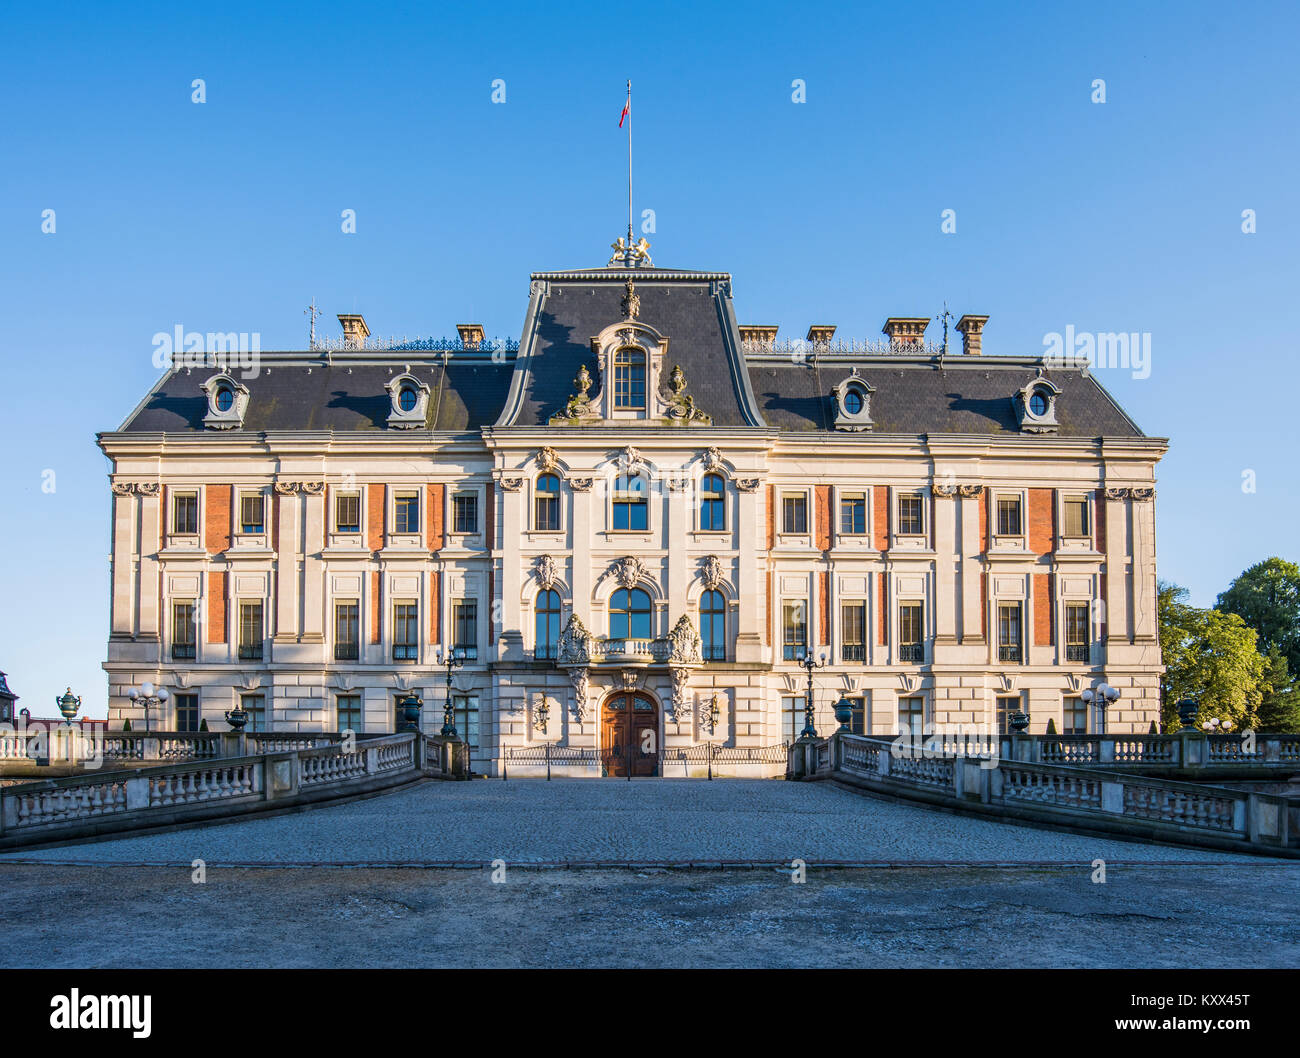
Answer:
xmin=626 ymin=79 xmax=633 ymax=249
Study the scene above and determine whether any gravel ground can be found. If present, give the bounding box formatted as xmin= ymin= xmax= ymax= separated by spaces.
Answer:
xmin=0 ymin=779 xmax=1270 ymax=866
xmin=1 ymin=862 xmax=1296 ymax=968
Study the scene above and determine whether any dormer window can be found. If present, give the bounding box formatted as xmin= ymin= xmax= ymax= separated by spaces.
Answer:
xmin=385 ymin=372 xmax=430 ymax=428
xmin=1015 ymin=375 xmax=1061 ymax=433
xmin=614 ymin=348 xmax=646 ymax=409
xmin=201 ymin=373 xmax=249 ymax=429
xmin=832 ymin=373 xmax=875 ymax=432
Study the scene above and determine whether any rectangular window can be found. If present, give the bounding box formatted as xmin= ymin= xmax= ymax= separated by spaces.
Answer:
xmin=454 ymin=599 xmax=478 ymax=660
xmin=452 ymin=493 xmax=478 ymax=534
xmin=1064 ymin=496 xmax=1090 ymax=538
xmin=239 ymin=492 xmax=264 ymax=534
xmin=393 ymin=601 xmax=418 ymax=661
xmin=843 ymin=696 xmax=866 ymax=736
xmin=996 ymin=496 xmax=1023 ymax=537
xmin=782 ymin=696 xmax=804 ymax=743
xmin=334 ymin=601 xmax=359 ymax=660
xmin=898 ymin=602 xmax=924 ymax=663
xmin=173 ymin=492 xmax=198 ymax=535
xmin=841 ymin=602 xmax=866 ymax=662
xmin=237 ymin=601 xmax=264 ymax=660
xmin=614 ymin=350 xmax=646 ymax=409
xmin=1062 ymin=696 xmax=1088 ymax=735
xmin=782 ymin=494 xmax=808 ymax=534
xmin=898 ymin=696 xmax=925 ymax=737
xmin=335 ymin=492 xmax=361 ymax=533
xmin=394 ymin=491 xmax=420 ymax=535
xmin=171 ymin=601 xmax=196 ymax=660
xmin=898 ymin=495 xmax=924 ymax=536
xmin=241 ymin=693 xmax=265 ymax=732
xmin=839 ymin=492 xmax=867 ymax=535
xmin=1065 ymin=603 xmax=1090 ymax=662
xmin=782 ymin=600 xmax=808 ymax=661
xmin=454 ymin=693 xmax=480 ymax=753
xmin=174 ymin=693 xmax=200 ymax=733
xmin=612 ymin=476 xmax=648 ymax=531
xmin=535 ymin=483 xmax=560 ymax=532
xmin=997 ymin=603 xmax=1023 ymax=663
xmin=996 ymin=695 xmax=1021 ymax=734
xmin=337 ymin=693 xmax=363 ymax=733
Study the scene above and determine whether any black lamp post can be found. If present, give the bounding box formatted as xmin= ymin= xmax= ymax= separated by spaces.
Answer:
xmin=435 ymin=645 xmax=466 ymax=737
xmin=796 ymin=646 xmax=828 ymax=739
xmin=1081 ymin=682 xmax=1121 ymax=734
xmin=126 ymin=682 xmax=168 ymax=733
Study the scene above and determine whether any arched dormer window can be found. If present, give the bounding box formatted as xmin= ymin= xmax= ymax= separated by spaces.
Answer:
xmin=1015 ymin=374 xmax=1061 ymax=433
xmin=612 ymin=472 xmax=648 ymax=531
xmin=535 ymin=589 xmax=562 ymax=659
xmin=613 ymin=347 xmax=646 ymax=409
xmin=610 ymin=587 xmax=652 ymax=641
xmin=535 ymin=473 xmax=560 ymax=531
xmin=832 ymin=372 xmax=875 ymax=432
xmin=385 ymin=372 xmax=431 ymax=429
xmin=201 ymin=373 xmax=249 ymax=429
xmin=700 ymin=589 xmax=726 ymax=661
xmin=700 ymin=473 xmax=726 ymax=531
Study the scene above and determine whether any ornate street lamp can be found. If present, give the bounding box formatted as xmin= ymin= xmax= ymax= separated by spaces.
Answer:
xmin=1081 ymin=682 xmax=1120 ymax=734
xmin=434 ymin=645 xmax=466 ymax=738
xmin=795 ymin=646 xmax=828 ymax=739
xmin=126 ymin=682 xmax=169 ymax=733
xmin=55 ymin=688 xmax=82 ymax=726
xmin=534 ymin=696 xmax=550 ymax=737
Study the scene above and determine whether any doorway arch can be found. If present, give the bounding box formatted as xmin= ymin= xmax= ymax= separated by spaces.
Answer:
xmin=600 ymin=691 xmax=660 ymax=777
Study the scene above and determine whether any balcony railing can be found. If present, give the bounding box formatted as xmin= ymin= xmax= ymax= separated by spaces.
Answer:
xmin=1065 ymin=644 xmax=1089 ymax=663
xmin=334 ymin=644 xmax=359 ymax=661
xmin=591 ymin=638 xmax=670 ymax=661
xmin=998 ymin=644 xmax=1022 ymax=663
xmin=237 ymin=644 xmax=263 ymax=660
xmin=898 ymin=643 xmax=924 ymax=663
xmin=171 ymin=644 xmax=196 ymax=660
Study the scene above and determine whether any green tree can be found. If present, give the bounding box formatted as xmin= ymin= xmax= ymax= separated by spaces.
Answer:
xmin=1215 ymin=557 xmax=1300 ymax=676
xmin=1256 ymin=643 xmax=1300 ymax=732
xmin=1158 ymin=581 xmax=1265 ymax=730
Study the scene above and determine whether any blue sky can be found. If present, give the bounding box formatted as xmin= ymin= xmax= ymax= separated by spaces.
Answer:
xmin=2 ymin=0 xmax=1297 ymax=716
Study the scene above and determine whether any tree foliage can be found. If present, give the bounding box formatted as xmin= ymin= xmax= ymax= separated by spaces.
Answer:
xmin=1216 ymin=557 xmax=1300 ymax=677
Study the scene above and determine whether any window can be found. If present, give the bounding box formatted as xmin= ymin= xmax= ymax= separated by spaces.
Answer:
xmin=782 ymin=493 xmax=807 ymax=534
xmin=337 ymin=694 xmax=362 ymax=733
xmin=1063 ymin=696 xmax=1088 ymax=735
xmin=237 ymin=601 xmax=264 ymax=660
xmin=612 ymin=473 xmax=648 ymax=531
xmin=453 ymin=599 xmax=478 ymax=660
xmin=395 ymin=491 xmax=420 ymax=535
xmin=215 ymin=386 xmax=234 ymax=412
xmin=841 ymin=602 xmax=866 ymax=662
xmin=174 ymin=693 xmax=199 ymax=733
xmin=1029 ymin=390 xmax=1049 ymax=416
xmin=840 ymin=492 xmax=866 ymax=535
xmin=898 ymin=696 xmax=925 ymax=737
xmin=393 ymin=601 xmax=418 ymax=661
xmin=997 ymin=603 xmax=1023 ymax=663
xmin=239 ymin=492 xmax=264 ymax=534
xmin=334 ymin=600 xmax=359 ymax=661
xmin=171 ymin=601 xmax=196 ymax=660
xmin=782 ymin=696 xmax=804 ymax=742
xmin=535 ymin=589 xmax=562 ymax=660
xmin=172 ymin=492 xmax=198 ymax=535
xmin=996 ymin=696 xmax=1021 ymax=734
xmin=242 ymin=694 xmax=265 ymax=732
xmin=898 ymin=495 xmax=924 ymax=535
xmin=452 ymin=493 xmax=478 ymax=534
xmin=899 ymin=602 xmax=924 ymax=662
xmin=613 ymin=348 xmax=646 ymax=409
xmin=534 ymin=474 xmax=560 ymax=531
xmin=843 ymin=389 xmax=864 ymax=415
xmin=1064 ymin=496 xmax=1090 ymax=538
xmin=700 ymin=474 xmax=726 ymax=531
xmin=454 ymin=693 xmax=480 ymax=753
xmin=842 ymin=696 xmax=866 ymax=736
xmin=996 ymin=496 xmax=1022 ymax=537
xmin=610 ymin=588 xmax=652 ymax=641
xmin=335 ymin=492 xmax=361 ymax=533
xmin=1065 ymin=603 xmax=1090 ymax=662
xmin=700 ymin=589 xmax=726 ymax=661
xmin=397 ymin=385 xmax=418 ymax=412
xmin=782 ymin=600 xmax=808 ymax=661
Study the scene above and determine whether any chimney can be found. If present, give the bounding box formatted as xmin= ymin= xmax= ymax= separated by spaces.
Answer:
xmin=882 ymin=317 xmax=930 ymax=347
xmin=955 ymin=315 xmax=988 ymax=356
xmin=806 ymin=325 xmax=836 ymax=343
xmin=456 ymin=323 xmax=486 ymax=348
xmin=738 ymin=325 xmax=779 ymax=346
xmin=337 ymin=314 xmax=370 ymax=348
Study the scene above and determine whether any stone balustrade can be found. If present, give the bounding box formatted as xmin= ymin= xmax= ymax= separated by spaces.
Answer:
xmin=790 ymin=733 xmax=1298 ymax=857
xmin=999 ymin=731 xmax=1300 ymax=771
xmin=0 ymin=731 xmax=468 ymax=850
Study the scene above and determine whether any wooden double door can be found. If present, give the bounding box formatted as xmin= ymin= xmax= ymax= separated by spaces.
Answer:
xmin=601 ymin=693 xmax=660 ymax=777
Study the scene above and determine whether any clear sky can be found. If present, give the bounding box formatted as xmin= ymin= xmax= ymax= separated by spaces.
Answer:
xmin=2 ymin=0 xmax=1297 ymax=717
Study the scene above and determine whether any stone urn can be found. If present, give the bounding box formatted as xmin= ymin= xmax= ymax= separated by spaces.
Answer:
xmin=224 ymin=707 xmax=249 ymax=732
xmin=1176 ymin=698 xmax=1199 ymax=730
xmin=1009 ymin=711 xmax=1031 ymax=734
xmin=833 ymin=697 xmax=854 ymax=733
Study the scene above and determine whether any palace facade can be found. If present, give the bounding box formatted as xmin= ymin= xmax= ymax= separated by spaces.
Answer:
xmin=99 ymin=245 xmax=1166 ymax=775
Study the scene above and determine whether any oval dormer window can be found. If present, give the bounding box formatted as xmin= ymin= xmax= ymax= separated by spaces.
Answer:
xmin=398 ymin=385 xmax=418 ymax=412
xmin=215 ymin=385 xmax=234 ymax=412
xmin=1029 ymin=389 xmax=1050 ymax=416
xmin=843 ymin=388 xmax=865 ymax=415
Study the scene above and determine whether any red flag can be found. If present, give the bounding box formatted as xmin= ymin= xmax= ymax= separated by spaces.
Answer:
xmin=619 ymin=95 xmax=630 ymax=128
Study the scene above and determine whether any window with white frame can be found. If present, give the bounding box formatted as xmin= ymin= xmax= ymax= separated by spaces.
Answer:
xmin=337 ymin=693 xmax=363 ymax=733
xmin=996 ymin=495 xmax=1023 ymax=537
xmin=1063 ymin=494 xmax=1091 ymax=539
xmin=393 ymin=600 xmax=418 ymax=661
xmin=612 ymin=473 xmax=648 ymax=531
xmin=241 ymin=694 xmax=266 ymax=731
xmin=839 ymin=491 xmax=867 ymax=536
xmin=997 ymin=603 xmax=1023 ymax=663
xmin=897 ymin=696 xmax=925 ymax=737
xmin=172 ymin=491 xmax=199 ymax=535
xmin=452 ymin=492 xmax=478 ymax=534
xmin=897 ymin=493 xmax=924 ymax=536
xmin=1065 ymin=603 xmax=1090 ymax=662
xmin=1063 ymin=696 xmax=1088 ymax=735
xmin=171 ymin=601 xmax=196 ymax=660
xmin=239 ymin=491 xmax=265 ymax=534
xmin=898 ymin=602 xmax=924 ymax=663
xmin=699 ymin=474 xmax=726 ymax=531
xmin=782 ymin=493 xmax=808 ymax=534
xmin=781 ymin=696 xmax=804 ymax=742
xmin=237 ymin=601 xmax=264 ymax=660
xmin=453 ymin=599 xmax=478 ymax=659
xmin=782 ymin=600 xmax=808 ymax=660
xmin=334 ymin=600 xmax=359 ymax=660
xmin=996 ymin=695 xmax=1021 ymax=734
xmin=334 ymin=492 xmax=361 ymax=534
xmin=841 ymin=601 xmax=866 ymax=662
xmin=534 ymin=474 xmax=561 ymax=531
xmin=394 ymin=491 xmax=420 ymax=535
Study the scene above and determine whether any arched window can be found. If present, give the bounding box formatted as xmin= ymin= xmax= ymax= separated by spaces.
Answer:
xmin=610 ymin=587 xmax=652 ymax=641
xmin=700 ymin=473 xmax=725 ymax=531
xmin=701 ymin=589 xmax=726 ymax=661
xmin=535 ymin=589 xmax=562 ymax=660
xmin=613 ymin=348 xmax=646 ymax=409
xmin=535 ymin=473 xmax=560 ymax=531
xmin=612 ymin=472 xmax=648 ymax=531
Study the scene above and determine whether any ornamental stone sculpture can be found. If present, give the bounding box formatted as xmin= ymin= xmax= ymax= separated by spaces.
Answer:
xmin=667 ymin=614 xmax=702 ymax=665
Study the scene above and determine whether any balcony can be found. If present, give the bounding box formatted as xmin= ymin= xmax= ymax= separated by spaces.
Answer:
xmin=1065 ymin=644 xmax=1089 ymax=663
xmin=998 ymin=644 xmax=1022 ymax=663
xmin=898 ymin=643 xmax=924 ymax=663
xmin=591 ymin=638 xmax=670 ymax=664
